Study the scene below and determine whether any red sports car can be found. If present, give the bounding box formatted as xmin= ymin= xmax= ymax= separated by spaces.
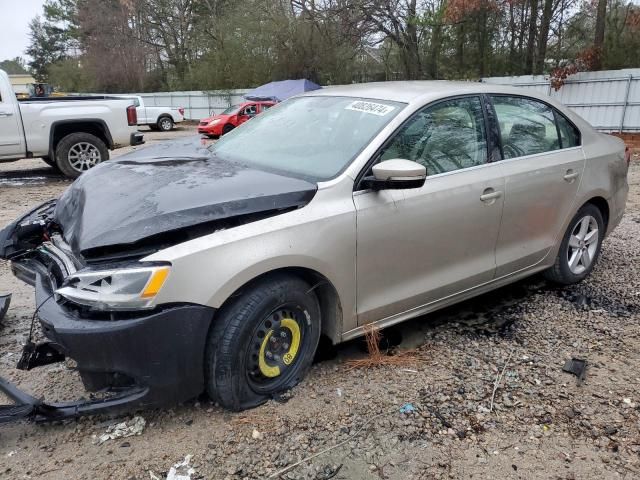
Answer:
xmin=198 ymin=101 xmax=276 ymax=137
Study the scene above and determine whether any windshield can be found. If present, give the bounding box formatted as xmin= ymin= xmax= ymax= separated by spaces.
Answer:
xmin=221 ymin=104 xmax=241 ymax=115
xmin=210 ymin=96 xmax=404 ymax=181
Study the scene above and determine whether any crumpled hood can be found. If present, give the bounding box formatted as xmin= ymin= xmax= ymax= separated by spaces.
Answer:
xmin=54 ymin=136 xmax=317 ymax=256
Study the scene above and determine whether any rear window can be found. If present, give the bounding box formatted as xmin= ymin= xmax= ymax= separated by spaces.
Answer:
xmin=555 ymin=112 xmax=581 ymax=148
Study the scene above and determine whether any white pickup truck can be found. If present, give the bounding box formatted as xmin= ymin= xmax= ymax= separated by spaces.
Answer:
xmin=0 ymin=69 xmax=144 ymax=178
xmin=120 ymin=95 xmax=185 ymax=131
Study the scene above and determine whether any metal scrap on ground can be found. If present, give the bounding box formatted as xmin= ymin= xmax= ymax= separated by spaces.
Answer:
xmin=94 ymin=416 xmax=146 ymax=445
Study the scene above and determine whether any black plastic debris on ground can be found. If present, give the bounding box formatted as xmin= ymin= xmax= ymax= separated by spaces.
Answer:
xmin=0 ymin=294 xmax=10 ymax=323
xmin=563 ymin=358 xmax=587 ymax=383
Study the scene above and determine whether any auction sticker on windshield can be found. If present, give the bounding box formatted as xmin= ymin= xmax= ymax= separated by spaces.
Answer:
xmin=346 ymin=101 xmax=395 ymax=116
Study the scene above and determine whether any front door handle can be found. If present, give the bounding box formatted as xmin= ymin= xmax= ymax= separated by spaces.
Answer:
xmin=480 ymin=188 xmax=503 ymax=203
xmin=563 ymin=170 xmax=579 ymax=182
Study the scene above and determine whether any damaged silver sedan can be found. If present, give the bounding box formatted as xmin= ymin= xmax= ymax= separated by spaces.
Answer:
xmin=0 ymin=82 xmax=629 ymax=422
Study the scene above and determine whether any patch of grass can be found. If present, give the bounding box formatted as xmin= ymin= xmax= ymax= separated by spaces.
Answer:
xmin=346 ymin=324 xmax=425 ymax=369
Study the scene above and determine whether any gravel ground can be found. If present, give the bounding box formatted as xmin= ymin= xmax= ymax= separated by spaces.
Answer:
xmin=0 ymin=128 xmax=639 ymax=480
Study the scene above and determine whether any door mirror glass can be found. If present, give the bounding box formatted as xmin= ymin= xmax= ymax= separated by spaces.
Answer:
xmin=362 ymin=159 xmax=426 ymax=190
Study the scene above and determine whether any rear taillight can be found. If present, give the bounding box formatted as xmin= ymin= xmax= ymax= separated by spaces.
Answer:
xmin=178 ymin=107 xmax=185 ymax=117
xmin=127 ymin=105 xmax=137 ymax=126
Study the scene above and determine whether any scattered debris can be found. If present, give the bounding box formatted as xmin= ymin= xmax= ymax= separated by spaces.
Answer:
xmin=399 ymin=403 xmax=416 ymax=414
xmin=94 ymin=416 xmax=146 ymax=445
xmin=166 ymin=454 xmax=195 ymax=480
xmin=563 ymin=358 xmax=587 ymax=382
xmin=251 ymin=429 xmax=262 ymax=440
xmin=318 ymin=464 xmax=343 ymax=479
xmin=490 ymin=351 xmax=514 ymax=413
xmin=0 ymin=293 xmax=10 ymax=322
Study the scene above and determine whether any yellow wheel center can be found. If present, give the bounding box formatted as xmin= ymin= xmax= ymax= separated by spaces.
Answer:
xmin=258 ymin=318 xmax=301 ymax=378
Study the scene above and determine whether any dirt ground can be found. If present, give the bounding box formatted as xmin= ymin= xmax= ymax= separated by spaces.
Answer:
xmin=0 ymin=127 xmax=639 ymax=480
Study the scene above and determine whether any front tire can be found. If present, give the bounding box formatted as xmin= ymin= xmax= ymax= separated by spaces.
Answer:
xmin=55 ymin=132 xmax=109 ymax=178
xmin=222 ymin=124 xmax=235 ymax=135
xmin=205 ymin=274 xmax=321 ymax=411
xmin=157 ymin=116 xmax=174 ymax=131
xmin=544 ymin=203 xmax=604 ymax=285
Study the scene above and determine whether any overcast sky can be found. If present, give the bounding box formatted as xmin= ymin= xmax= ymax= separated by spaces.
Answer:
xmin=0 ymin=0 xmax=45 ymax=62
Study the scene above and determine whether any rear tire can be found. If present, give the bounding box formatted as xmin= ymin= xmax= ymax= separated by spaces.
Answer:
xmin=157 ymin=116 xmax=174 ymax=131
xmin=205 ymin=274 xmax=321 ymax=411
xmin=222 ymin=124 xmax=235 ymax=135
xmin=544 ymin=203 xmax=604 ymax=285
xmin=55 ymin=132 xmax=109 ymax=179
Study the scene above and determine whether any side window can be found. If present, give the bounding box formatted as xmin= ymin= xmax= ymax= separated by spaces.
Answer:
xmin=261 ymin=104 xmax=272 ymax=112
xmin=491 ymin=96 xmax=560 ymax=159
xmin=555 ymin=112 xmax=580 ymax=148
xmin=379 ymin=96 xmax=487 ymax=175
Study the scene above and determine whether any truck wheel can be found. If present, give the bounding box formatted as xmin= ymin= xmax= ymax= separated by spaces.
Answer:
xmin=157 ymin=116 xmax=174 ymax=131
xmin=544 ymin=203 xmax=604 ymax=285
xmin=55 ymin=132 xmax=109 ymax=178
xmin=205 ymin=274 xmax=321 ymax=411
xmin=222 ymin=124 xmax=235 ymax=135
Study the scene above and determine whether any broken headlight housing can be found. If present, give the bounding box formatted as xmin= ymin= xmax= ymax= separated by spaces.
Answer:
xmin=56 ymin=264 xmax=170 ymax=311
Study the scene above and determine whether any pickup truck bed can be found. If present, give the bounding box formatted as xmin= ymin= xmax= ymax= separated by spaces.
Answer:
xmin=0 ymin=69 xmax=143 ymax=178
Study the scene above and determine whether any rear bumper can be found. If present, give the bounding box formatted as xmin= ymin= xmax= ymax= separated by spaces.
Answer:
xmin=1 ymin=264 xmax=214 ymax=422
xmin=130 ymin=132 xmax=145 ymax=146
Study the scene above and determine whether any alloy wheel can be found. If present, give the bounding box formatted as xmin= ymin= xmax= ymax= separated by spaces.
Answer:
xmin=567 ymin=215 xmax=599 ymax=275
xmin=67 ymin=142 xmax=102 ymax=172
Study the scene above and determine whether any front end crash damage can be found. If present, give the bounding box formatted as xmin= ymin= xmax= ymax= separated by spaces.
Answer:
xmin=0 ymin=265 xmax=215 ymax=424
xmin=0 ymin=201 xmax=215 ymax=423
xmin=0 ymin=293 xmax=10 ymax=322
xmin=0 ymin=149 xmax=318 ymax=423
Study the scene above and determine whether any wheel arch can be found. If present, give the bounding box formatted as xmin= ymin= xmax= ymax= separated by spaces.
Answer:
xmin=214 ymin=267 xmax=343 ymax=345
xmin=157 ymin=113 xmax=173 ymax=124
xmin=49 ymin=119 xmax=113 ymax=157
xmin=584 ymin=196 xmax=610 ymax=231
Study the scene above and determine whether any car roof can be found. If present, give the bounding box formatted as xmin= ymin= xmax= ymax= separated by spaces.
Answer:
xmin=304 ymin=81 xmax=553 ymax=106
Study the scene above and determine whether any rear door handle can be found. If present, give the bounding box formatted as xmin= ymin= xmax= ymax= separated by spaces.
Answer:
xmin=480 ymin=188 xmax=503 ymax=203
xmin=563 ymin=170 xmax=579 ymax=182
xmin=0 ymin=111 xmax=14 ymax=117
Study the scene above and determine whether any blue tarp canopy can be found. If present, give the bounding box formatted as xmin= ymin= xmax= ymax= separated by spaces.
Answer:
xmin=244 ymin=79 xmax=321 ymax=102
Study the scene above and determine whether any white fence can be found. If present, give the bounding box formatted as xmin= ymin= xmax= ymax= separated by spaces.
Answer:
xmin=118 ymin=68 xmax=640 ymax=131
xmin=132 ymin=89 xmax=249 ymax=120
xmin=482 ymin=69 xmax=640 ymax=133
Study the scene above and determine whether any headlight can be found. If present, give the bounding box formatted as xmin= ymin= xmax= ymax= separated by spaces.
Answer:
xmin=56 ymin=265 xmax=170 ymax=311
xmin=208 ymin=119 xmax=221 ymax=126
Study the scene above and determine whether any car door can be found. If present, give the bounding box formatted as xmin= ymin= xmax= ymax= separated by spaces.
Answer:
xmin=238 ymin=104 xmax=257 ymax=125
xmin=0 ymin=90 xmax=25 ymax=159
xmin=489 ymin=95 xmax=585 ymax=277
xmin=355 ymin=95 xmax=505 ymax=325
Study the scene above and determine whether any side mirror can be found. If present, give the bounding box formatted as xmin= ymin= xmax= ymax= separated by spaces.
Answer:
xmin=361 ymin=159 xmax=426 ymax=191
